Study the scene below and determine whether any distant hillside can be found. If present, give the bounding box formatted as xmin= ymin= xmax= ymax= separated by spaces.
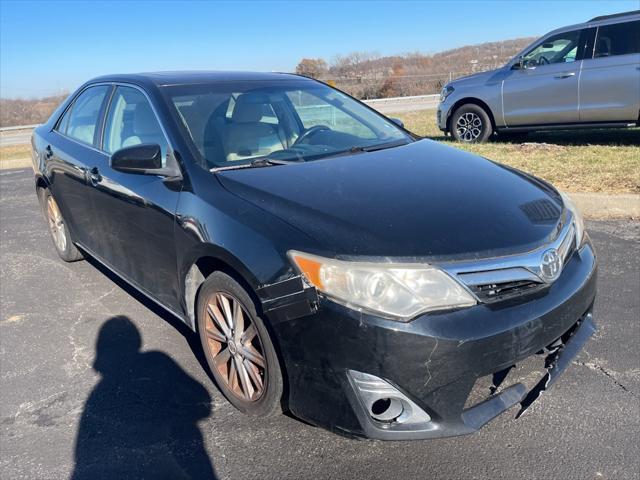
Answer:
xmin=297 ymin=37 xmax=536 ymax=99
xmin=1 ymin=37 xmax=537 ymax=127
xmin=0 ymin=94 xmax=68 ymax=128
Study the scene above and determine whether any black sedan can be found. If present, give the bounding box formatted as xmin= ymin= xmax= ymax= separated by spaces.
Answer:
xmin=31 ymin=72 xmax=597 ymax=440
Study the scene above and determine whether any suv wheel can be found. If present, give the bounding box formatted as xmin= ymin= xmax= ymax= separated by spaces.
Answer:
xmin=197 ymin=271 xmax=283 ymax=416
xmin=39 ymin=188 xmax=84 ymax=262
xmin=451 ymin=104 xmax=493 ymax=143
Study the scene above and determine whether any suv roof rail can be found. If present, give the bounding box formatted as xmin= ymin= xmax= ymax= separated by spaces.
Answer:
xmin=588 ymin=10 xmax=639 ymax=22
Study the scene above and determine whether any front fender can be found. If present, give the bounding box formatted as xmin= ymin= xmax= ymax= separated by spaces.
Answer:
xmin=174 ymin=186 xmax=321 ymax=330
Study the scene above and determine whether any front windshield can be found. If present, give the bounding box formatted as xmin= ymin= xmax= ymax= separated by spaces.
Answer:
xmin=162 ymin=79 xmax=411 ymax=170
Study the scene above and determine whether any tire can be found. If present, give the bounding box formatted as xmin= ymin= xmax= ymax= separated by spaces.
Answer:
xmin=197 ymin=271 xmax=283 ymax=416
xmin=450 ymin=104 xmax=493 ymax=143
xmin=39 ymin=188 xmax=84 ymax=262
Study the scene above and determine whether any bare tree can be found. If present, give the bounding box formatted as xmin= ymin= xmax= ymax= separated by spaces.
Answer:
xmin=294 ymin=58 xmax=328 ymax=79
xmin=0 ymin=94 xmax=68 ymax=128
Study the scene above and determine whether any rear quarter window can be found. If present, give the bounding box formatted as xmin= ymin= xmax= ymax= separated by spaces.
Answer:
xmin=595 ymin=20 xmax=640 ymax=57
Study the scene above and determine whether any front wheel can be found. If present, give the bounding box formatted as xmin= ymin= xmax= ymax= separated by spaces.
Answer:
xmin=450 ymin=104 xmax=493 ymax=143
xmin=197 ymin=272 xmax=283 ymax=416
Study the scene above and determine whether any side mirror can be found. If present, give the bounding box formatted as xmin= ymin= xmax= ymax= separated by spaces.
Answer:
xmin=111 ymin=143 xmax=162 ymax=173
xmin=389 ymin=117 xmax=404 ymax=128
xmin=512 ymin=55 xmax=525 ymax=70
xmin=110 ymin=143 xmax=181 ymax=179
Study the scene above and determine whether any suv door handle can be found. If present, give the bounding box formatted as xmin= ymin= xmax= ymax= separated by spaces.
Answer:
xmin=88 ymin=167 xmax=102 ymax=186
xmin=554 ymin=72 xmax=576 ymax=79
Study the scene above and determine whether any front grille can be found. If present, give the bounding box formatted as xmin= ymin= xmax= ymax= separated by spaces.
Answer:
xmin=470 ymin=279 xmax=545 ymax=303
xmin=441 ymin=212 xmax=578 ymax=305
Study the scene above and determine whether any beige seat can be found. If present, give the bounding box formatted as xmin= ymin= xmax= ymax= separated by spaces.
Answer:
xmin=121 ymin=102 xmax=166 ymax=149
xmin=222 ymin=94 xmax=285 ymax=162
xmin=68 ymin=124 xmax=95 ymax=144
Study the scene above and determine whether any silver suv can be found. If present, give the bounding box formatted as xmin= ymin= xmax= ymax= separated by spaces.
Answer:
xmin=437 ymin=11 xmax=640 ymax=142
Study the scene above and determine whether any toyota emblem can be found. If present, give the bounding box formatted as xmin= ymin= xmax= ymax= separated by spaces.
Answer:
xmin=540 ymin=248 xmax=562 ymax=282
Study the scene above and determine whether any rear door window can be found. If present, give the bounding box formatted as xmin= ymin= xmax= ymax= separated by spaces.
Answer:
xmin=63 ymin=86 xmax=110 ymax=146
xmin=594 ymin=20 xmax=640 ymax=58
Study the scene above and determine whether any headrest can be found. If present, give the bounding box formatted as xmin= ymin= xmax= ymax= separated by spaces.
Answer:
xmin=232 ymin=94 xmax=269 ymax=123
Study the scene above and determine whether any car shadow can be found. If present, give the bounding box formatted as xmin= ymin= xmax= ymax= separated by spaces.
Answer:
xmin=70 ymin=316 xmax=218 ymax=480
xmin=424 ymin=127 xmax=640 ymax=146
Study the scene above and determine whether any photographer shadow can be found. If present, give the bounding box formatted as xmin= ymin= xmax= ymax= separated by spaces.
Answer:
xmin=70 ymin=316 xmax=217 ymax=480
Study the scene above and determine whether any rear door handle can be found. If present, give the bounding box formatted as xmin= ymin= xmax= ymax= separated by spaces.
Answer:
xmin=88 ymin=167 xmax=102 ymax=186
xmin=554 ymin=72 xmax=576 ymax=79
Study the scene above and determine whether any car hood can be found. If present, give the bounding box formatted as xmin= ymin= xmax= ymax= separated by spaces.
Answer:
xmin=217 ymin=140 xmax=563 ymax=260
xmin=449 ymin=68 xmax=504 ymax=87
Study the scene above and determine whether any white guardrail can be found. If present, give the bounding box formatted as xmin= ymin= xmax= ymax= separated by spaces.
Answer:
xmin=364 ymin=94 xmax=439 ymax=105
xmin=0 ymin=94 xmax=440 ymax=133
xmin=0 ymin=123 xmax=42 ymax=132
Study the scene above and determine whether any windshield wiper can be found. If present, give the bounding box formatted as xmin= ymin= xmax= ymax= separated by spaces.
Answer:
xmin=249 ymin=157 xmax=298 ymax=167
xmin=359 ymin=139 xmax=410 ymax=152
xmin=210 ymin=157 xmax=299 ymax=172
xmin=322 ymin=139 xmax=411 ymax=160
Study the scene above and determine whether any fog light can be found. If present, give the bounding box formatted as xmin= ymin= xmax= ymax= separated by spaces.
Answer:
xmin=370 ymin=397 xmax=404 ymax=422
xmin=348 ymin=370 xmax=431 ymax=425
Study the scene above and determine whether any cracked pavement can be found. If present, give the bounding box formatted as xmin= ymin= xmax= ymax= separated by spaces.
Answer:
xmin=1 ymin=168 xmax=639 ymax=479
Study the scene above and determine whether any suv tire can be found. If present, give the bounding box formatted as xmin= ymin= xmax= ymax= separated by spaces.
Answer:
xmin=451 ymin=104 xmax=493 ymax=143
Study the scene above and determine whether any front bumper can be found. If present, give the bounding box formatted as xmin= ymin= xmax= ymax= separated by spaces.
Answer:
xmin=270 ymin=241 xmax=597 ymax=440
xmin=437 ymin=99 xmax=453 ymax=131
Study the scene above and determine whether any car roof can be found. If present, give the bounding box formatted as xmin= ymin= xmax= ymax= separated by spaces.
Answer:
xmin=86 ymin=71 xmax=310 ymax=89
xmin=545 ymin=10 xmax=639 ymax=36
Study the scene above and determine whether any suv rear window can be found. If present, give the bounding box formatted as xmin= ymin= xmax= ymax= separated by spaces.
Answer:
xmin=594 ymin=20 xmax=640 ymax=57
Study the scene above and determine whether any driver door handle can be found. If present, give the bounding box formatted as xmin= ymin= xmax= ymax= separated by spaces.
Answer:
xmin=554 ymin=72 xmax=576 ymax=79
xmin=88 ymin=166 xmax=102 ymax=186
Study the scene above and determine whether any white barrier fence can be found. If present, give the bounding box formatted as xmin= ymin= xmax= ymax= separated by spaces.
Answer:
xmin=0 ymin=123 xmax=41 ymax=132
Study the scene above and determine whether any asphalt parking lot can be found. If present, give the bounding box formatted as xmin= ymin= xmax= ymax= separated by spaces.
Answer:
xmin=1 ymin=167 xmax=638 ymax=480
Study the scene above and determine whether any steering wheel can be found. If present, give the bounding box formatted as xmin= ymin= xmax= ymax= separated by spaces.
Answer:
xmin=293 ymin=125 xmax=331 ymax=146
xmin=538 ymin=55 xmax=550 ymax=65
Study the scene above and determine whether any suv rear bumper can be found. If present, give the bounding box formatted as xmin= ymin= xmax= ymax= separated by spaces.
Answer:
xmin=271 ymin=241 xmax=597 ymax=440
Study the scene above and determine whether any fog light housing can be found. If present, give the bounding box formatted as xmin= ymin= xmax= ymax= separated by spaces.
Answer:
xmin=348 ymin=370 xmax=431 ymax=425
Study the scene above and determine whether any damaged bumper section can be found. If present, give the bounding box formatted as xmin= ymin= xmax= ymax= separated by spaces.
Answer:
xmin=269 ymin=241 xmax=597 ymax=440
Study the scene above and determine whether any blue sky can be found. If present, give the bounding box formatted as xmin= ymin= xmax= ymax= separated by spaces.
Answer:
xmin=1 ymin=0 xmax=637 ymax=97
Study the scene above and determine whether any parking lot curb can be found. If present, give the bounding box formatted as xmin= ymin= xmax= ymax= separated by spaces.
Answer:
xmin=570 ymin=192 xmax=640 ymax=219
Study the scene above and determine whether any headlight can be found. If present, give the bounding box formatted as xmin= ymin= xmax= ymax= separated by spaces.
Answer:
xmin=560 ymin=192 xmax=585 ymax=248
xmin=288 ymin=251 xmax=476 ymax=321
xmin=440 ymin=85 xmax=455 ymax=102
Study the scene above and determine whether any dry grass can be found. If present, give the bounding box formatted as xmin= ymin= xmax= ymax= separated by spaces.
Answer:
xmin=0 ymin=144 xmax=32 ymax=170
xmin=394 ymin=109 xmax=640 ymax=193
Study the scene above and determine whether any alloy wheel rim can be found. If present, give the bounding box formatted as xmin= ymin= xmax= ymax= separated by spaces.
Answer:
xmin=46 ymin=196 xmax=67 ymax=252
xmin=204 ymin=292 xmax=267 ymax=402
xmin=456 ymin=112 xmax=483 ymax=141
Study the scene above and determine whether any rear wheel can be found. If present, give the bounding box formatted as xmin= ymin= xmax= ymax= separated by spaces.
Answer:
xmin=197 ymin=271 xmax=283 ymax=416
xmin=39 ymin=188 xmax=83 ymax=262
xmin=450 ymin=104 xmax=493 ymax=143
